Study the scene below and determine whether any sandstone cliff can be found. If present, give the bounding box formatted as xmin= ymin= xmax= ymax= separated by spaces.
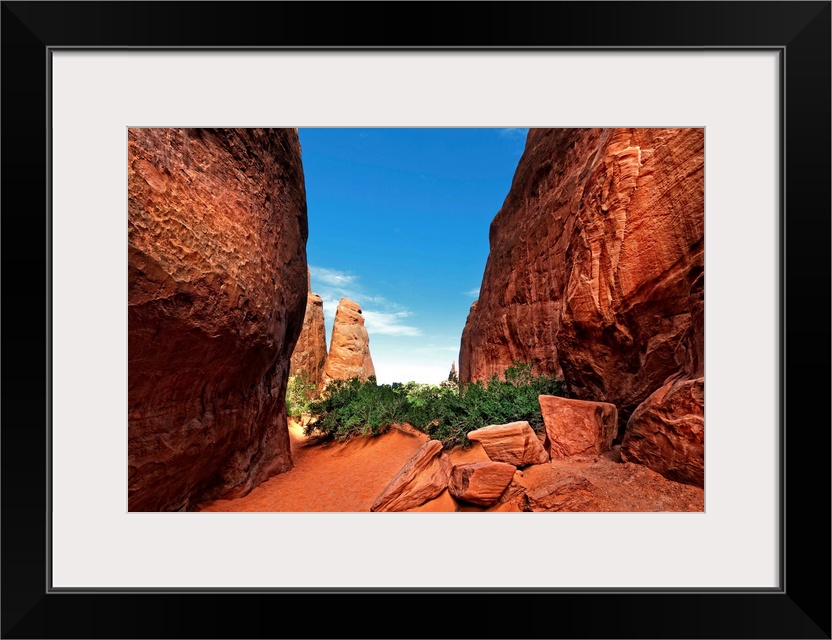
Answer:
xmin=289 ymin=270 xmax=328 ymax=391
xmin=460 ymin=128 xmax=704 ymax=435
xmin=321 ymin=298 xmax=375 ymax=385
xmin=128 ymin=128 xmax=308 ymax=511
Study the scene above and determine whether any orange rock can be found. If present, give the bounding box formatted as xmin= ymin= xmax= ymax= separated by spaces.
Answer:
xmin=128 ymin=128 xmax=308 ymax=511
xmin=539 ymin=395 xmax=617 ymax=458
xmin=459 ymin=128 xmax=704 ymax=431
xmin=467 ymin=421 xmax=549 ymax=467
xmin=321 ymin=298 xmax=375 ymax=386
xmin=406 ymin=488 xmax=459 ymax=512
xmin=621 ymin=377 xmax=704 ymax=487
xmin=488 ymin=498 xmax=526 ymax=513
xmin=525 ymin=474 xmax=599 ymax=512
xmin=289 ymin=270 xmax=328 ymax=392
xmin=488 ymin=474 xmax=529 ymax=512
xmin=370 ymin=441 xmax=452 ymax=512
xmin=449 ymin=461 xmax=517 ymax=507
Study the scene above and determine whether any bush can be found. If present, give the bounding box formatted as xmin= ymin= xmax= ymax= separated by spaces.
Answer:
xmin=286 ymin=372 xmax=316 ymax=418
xmin=303 ymin=362 xmax=566 ymax=448
xmin=305 ymin=376 xmax=407 ymax=440
xmin=410 ymin=361 xmax=565 ymax=446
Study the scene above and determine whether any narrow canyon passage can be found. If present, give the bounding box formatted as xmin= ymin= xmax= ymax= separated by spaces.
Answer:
xmin=129 ymin=128 xmax=705 ymax=512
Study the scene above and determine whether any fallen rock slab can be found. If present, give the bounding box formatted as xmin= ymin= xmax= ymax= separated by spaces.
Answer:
xmin=488 ymin=474 xmax=529 ymax=512
xmin=406 ymin=488 xmax=459 ymax=512
xmin=449 ymin=461 xmax=517 ymax=507
xmin=467 ymin=421 xmax=550 ymax=467
xmin=539 ymin=395 xmax=617 ymax=458
xmin=621 ymin=377 xmax=704 ymax=487
xmin=370 ymin=440 xmax=452 ymax=512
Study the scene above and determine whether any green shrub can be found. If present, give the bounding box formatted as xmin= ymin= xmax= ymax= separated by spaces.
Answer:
xmin=286 ymin=372 xmax=316 ymax=418
xmin=305 ymin=376 xmax=407 ymax=440
xmin=409 ymin=361 xmax=565 ymax=446
xmin=303 ymin=361 xmax=566 ymax=448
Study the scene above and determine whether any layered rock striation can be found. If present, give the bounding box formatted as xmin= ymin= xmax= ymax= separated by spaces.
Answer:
xmin=460 ymin=128 xmax=704 ymax=430
xmin=128 ymin=128 xmax=308 ymax=511
xmin=289 ymin=270 xmax=328 ymax=391
xmin=321 ymin=298 xmax=376 ymax=385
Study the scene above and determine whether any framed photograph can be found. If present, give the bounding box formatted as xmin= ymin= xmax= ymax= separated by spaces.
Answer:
xmin=3 ymin=1 xmax=829 ymax=638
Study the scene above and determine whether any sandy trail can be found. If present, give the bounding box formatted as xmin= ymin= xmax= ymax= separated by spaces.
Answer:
xmin=198 ymin=421 xmax=429 ymax=512
xmin=198 ymin=420 xmax=704 ymax=512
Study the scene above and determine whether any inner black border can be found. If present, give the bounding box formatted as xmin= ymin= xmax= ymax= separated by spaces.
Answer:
xmin=2 ymin=2 xmax=829 ymax=638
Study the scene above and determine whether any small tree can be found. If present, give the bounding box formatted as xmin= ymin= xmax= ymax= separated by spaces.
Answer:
xmin=286 ymin=372 xmax=315 ymax=418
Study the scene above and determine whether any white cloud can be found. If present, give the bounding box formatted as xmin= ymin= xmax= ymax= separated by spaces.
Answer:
xmin=372 ymin=356 xmax=452 ymax=385
xmin=309 ymin=265 xmax=356 ymax=287
xmin=463 ymin=287 xmax=480 ymax=298
xmin=362 ymin=310 xmax=422 ymax=337
xmin=311 ymin=270 xmax=422 ymax=341
xmin=319 ymin=293 xmax=341 ymax=323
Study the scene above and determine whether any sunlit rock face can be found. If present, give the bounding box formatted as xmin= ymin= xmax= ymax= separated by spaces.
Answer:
xmin=460 ymin=128 xmax=704 ymax=430
xmin=289 ymin=269 xmax=328 ymax=392
xmin=371 ymin=440 xmax=452 ymax=512
xmin=128 ymin=128 xmax=308 ymax=511
xmin=321 ymin=298 xmax=376 ymax=386
xmin=466 ymin=421 xmax=550 ymax=467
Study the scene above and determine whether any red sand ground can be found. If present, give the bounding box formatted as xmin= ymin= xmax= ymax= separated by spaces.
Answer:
xmin=198 ymin=421 xmax=703 ymax=512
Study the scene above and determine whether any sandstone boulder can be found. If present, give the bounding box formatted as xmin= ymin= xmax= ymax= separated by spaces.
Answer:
xmin=448 ymin=461 xmax=517 ymax=507
xmin=405 ymin=488 xmax=459 ymax=512
xmin=466 ymin=420 xmax=549 ymax=467
xmin=128 ymin=128 xmax=307 ymax=511
xmin=459 ymin=128 xmax=704 ymax=431
xmin=370 ymin=440 xmax=452 ymax=512
xmin=322 ymin=298 xmax=375 ymax=386
xmin=488 ymin=474 xmax=529 ymax=511
xmin=539 ymin=395 xmax=617 ymax=458
xmin=621 ymin=377 xmax=704 ymax=487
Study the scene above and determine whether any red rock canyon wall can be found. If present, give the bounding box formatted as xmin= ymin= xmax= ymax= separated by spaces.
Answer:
xmin=128 ymin=128 xmax=308 ymax=511
xmin=460 ymin=128 xmax=704 ymax=432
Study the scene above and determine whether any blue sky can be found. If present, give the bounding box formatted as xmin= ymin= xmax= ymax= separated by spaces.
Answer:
xmin=298 ymin=128 xmax=529 ymax=384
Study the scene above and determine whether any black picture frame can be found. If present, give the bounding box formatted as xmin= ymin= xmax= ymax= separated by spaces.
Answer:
xmin=2 ymin=2 xmax=829 ymax=638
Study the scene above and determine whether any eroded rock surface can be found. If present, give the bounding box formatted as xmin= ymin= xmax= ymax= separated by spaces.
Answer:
xmin=449 ymin=461 xmax=517 ymax=507
xmin=322 ymin=298 xmax=375 ymax=386
xmin=621 ymin=377 xmax=704 ymax=487
xmin=405 ymin=488 xmax=459 ymax=512
xmin=459 ymin=128 xmax=704 ymax=430
xmin=370 ymin=440 xmax=452 ymax=512
xmin=524 ymin=473 xmax=600 ymax=512
xmin=289 ymin=270 xmax=328 ymax=391
xmin=466 ymin=421 xmax=549 ymax=467
xmin=128 ymin=128 xmax=308 ymax=511
xmin=539 ymin=395 xmax=618 ymax=458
